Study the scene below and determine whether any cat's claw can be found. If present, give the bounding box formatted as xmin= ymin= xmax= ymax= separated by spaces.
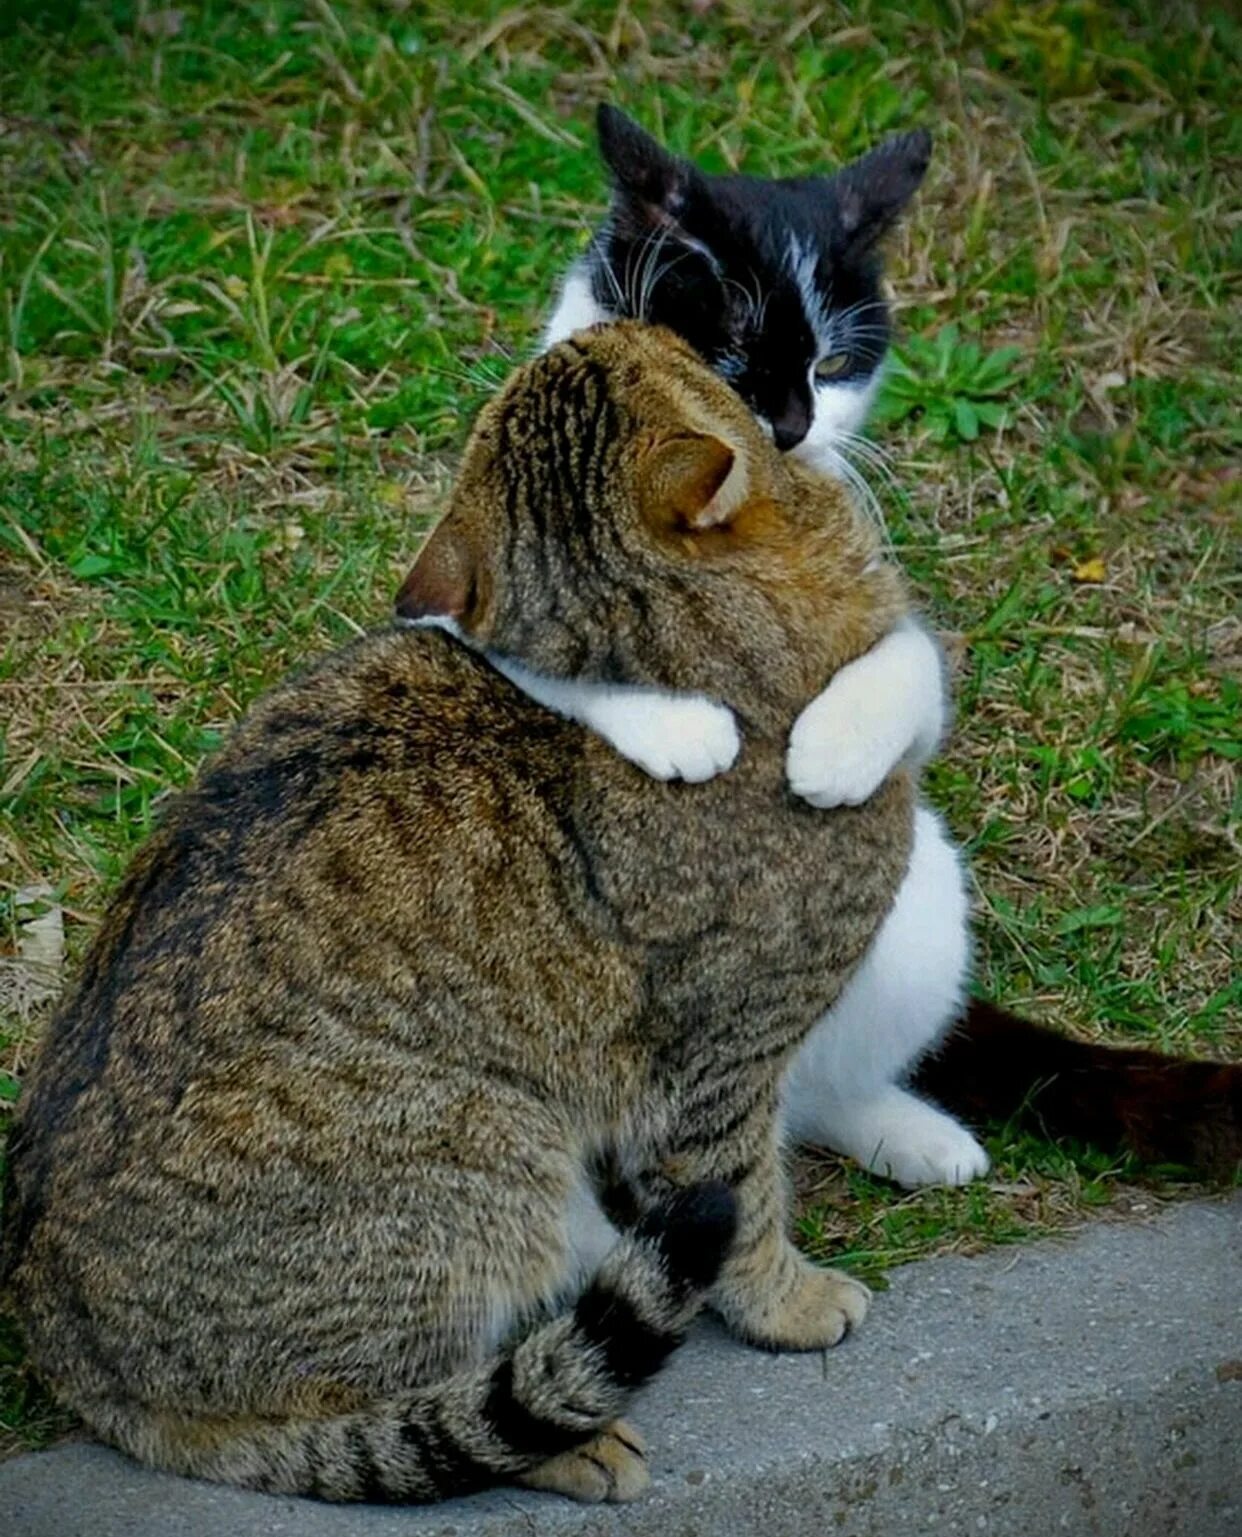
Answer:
xmin=598 ymin=695 xmax=741 ymax=784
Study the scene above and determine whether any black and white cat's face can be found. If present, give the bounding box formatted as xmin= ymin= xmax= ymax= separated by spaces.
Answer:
xmin=544 ymin=106 xmax=930 ymax=480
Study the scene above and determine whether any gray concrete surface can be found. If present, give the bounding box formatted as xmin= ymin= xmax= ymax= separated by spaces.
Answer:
xmin=3 ymin=1196 xmax=1239 ymax=1537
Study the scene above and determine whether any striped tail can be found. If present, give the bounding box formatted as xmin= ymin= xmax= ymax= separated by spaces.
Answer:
xmin=95 ymin=1181 xmax=736 ymax=1504
xmin=913 ymin=999 xmax=1242 ymax=1176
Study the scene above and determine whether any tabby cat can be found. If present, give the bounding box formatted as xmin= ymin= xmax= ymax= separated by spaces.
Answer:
xmin=3 ymin=322 xmax=915 ymax=1504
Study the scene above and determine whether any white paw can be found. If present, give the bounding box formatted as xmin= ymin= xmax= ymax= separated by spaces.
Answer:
xmin=864 ymin=1119 xmax=990 ymax=1189
xmin=598 ymin=695 xmax=741 ymax=784
xmin=786 ymin=691 xmax=903 ymax=809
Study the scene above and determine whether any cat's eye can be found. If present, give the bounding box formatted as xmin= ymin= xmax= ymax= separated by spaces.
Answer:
xmin=814 ymin=353 xmax=852 ymax=382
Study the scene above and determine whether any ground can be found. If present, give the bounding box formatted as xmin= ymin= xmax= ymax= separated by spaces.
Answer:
xmin=0 ymin=0 xmax=1238 ymax=1455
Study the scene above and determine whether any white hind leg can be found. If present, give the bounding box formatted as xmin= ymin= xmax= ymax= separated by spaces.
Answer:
xmin=782 ymin=804 xmax=989 ymax=1187
xmin=798 ymin=1080 xmax=990 ymax=1188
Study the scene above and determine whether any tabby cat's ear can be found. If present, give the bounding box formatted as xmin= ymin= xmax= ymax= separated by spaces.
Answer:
xmin=640 ymin=433 xmax=748 ymax=535
xmin=394 ymin=521 xmax=475 ymax=625
xmin=597 ymin=104 xmax=689 ymax=225
xmin=831 ymin=129 xmax=932 ymax=254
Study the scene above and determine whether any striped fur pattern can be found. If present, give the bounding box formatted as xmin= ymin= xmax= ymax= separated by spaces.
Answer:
xmin=4 ymin=323 xmax=914 ymax=1503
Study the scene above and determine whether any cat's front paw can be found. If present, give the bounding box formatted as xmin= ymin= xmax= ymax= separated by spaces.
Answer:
xmin=600 ymin=695 xmax=741 ymax=784
xmin=721 ymin=1258 xmax=870 ymax=1351
xmin=519 ymin=1420 xmax=649 ymax=1503
xmin=786 ymin=687 xmax=905 ymax=809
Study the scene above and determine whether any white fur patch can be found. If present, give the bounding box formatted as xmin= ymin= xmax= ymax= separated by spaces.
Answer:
xmin=809 ymin=1085 xmax=990 ymax=1188
xmin=796 ymin=371 xmax=882 ymax=481
xmin=563 ymin=1171 xmax=622 ymax=1284
xmin=542 ymin=262 xmax=610 ymax=350
xmin=781 ymin=806 xmax=988 ymax=1187
xmin=785 ymin=233 xmax=885 ymax=480
xmin=787 ymin=234 xmax=829 ymax=339
xmin=489 ymin=657 xmax=742 ymax=784
xmin=785 ymin=617 xmax=947 ymax=808
xmin=400 ymin=613 xmax=463 ymax=637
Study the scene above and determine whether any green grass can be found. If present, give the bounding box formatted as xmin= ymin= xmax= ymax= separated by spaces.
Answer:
xmin=2 ymin=0 xmax=1239 ymax=1455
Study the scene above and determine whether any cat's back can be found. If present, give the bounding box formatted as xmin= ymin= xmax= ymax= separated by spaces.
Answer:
xmin=2 ymin=628 xmax=588 ymax=1269
xmin=41 ymin=623 xmax=572 ymax=1018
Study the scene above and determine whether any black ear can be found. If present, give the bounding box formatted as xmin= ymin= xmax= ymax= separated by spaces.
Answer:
xmin=831 ymin=129 xmax=932 ymax=252
xmin=597 ymin=104 xmax=689 ymax=221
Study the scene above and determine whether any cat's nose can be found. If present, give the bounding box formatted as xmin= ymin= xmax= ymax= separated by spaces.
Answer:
xmin=771 ymin=400 xmax=811 ymax=452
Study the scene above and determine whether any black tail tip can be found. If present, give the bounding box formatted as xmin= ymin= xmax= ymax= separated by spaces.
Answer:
xmin=638 ymin=1180 xmax=738 ymax=1292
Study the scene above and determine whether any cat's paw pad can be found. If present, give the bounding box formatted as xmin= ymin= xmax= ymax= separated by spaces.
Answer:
xmin=786 ymin=699 xmax=902 ymax=809
xmin=519 ymin=1420 xmax=649 ymax=1504
xmin=604 ymin=696 xmax=741 ymax=783
xmin=867 ymin=1121 xmax=990 ymax=1189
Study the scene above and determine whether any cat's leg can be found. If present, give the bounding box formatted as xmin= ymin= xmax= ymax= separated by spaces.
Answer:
xmin=787 ymin=617 xmax=948 ymax=808
xmin=488 ymin=655 xmax=741 ymax=783
xmin=781 ymin=804 xmax=990 ymax=1187
xmin=521 ymin=1169 xmax=690 ymax=1501
xmin=710 ymin=1134 xmax=871 ymax=1349
xmin=640 ymin=1108 xmax=868 ymax=1350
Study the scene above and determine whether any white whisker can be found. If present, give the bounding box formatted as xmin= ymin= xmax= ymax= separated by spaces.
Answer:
xmin=834 ymin=298 xmax=889 ymax=323
xmin=591 ymin=225 xmax=625 ymax=312
xmin=847 ymin=453 xmax=900 ymax=498
xmin=722 ymin=274 xmax=759 ymax=330
xmin=745 ymin=265 xmax=769 ymax=332
xmin=836 ymin=429 xmax=897 ymax=471
xmin=836 ymin=437 xmax=901 ymax=499
xmin=621 ymin=226 xmax=661 ymax=318
xmin=641 ymin=238 xmax=701 ymax=323
xmin=638 ymin=227 xmax=677 ymax=320
xmin=827 ymin=447 xmax=893 ymax=552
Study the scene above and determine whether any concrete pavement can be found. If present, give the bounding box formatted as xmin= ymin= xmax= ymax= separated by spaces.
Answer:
xmin=3 ymin=1195 xmax=1238 ymax=1536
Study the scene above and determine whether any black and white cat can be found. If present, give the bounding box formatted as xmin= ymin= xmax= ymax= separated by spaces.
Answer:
xmin=545 ymin=105 xmax=928 ymax=483
xmin=503 ymin=107 xmax=1240 ymax=1194
xmin=527 ymin=108 xmax=986 ymax=1189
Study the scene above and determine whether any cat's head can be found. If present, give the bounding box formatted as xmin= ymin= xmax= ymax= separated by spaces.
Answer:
xmin=396 ymin=322 xmax=903 ymax=722
xmin=570 ymin=105 xmax=930 ymax=470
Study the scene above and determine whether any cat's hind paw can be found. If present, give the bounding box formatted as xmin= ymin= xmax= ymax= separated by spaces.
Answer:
xmin=802 ymin=1088 xmax=990 ymax=1190
xmin=599 ymin=694 xmax=741 ymax=784
xmin=864 ymin=1115 xmax=990 ymax=1189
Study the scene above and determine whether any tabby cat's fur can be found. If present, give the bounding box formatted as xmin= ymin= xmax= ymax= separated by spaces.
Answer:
xmin=4 ymin=323 xmax=914 ymax=1504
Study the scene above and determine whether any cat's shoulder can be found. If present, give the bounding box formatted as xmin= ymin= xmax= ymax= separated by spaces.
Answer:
xmin=195 ymin=625 xmax=581 ymax=814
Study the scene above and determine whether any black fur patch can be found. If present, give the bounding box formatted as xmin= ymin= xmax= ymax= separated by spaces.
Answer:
xmin=636 ymin=1180 xmax=738 ymax=1294
xmin=480 ymin=1356 xmax=585 ymax=1457
xmin=573 ymin=1283 xmax=679 ymax=1388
